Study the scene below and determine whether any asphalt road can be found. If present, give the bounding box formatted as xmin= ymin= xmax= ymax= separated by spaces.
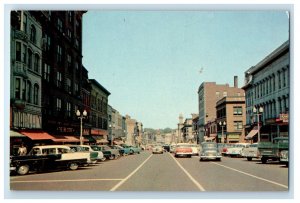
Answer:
xmin=10 ymin=151 xmax=289 ymax=192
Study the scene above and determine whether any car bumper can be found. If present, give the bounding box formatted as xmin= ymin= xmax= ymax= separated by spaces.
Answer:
xmin=200 ymin=155 xmax=222 ymax=160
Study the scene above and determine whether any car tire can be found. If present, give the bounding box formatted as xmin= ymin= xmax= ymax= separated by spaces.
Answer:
xmin=247 ymin=157 xmax=252 ymax=161
xmin=101 ymin=157 xmax=106 ymax=162
xmin=200 ymin=158 xmax=203 ymax=162
xmin=216 ymin=158 xmax=221 ymax=161
xmin=130 ymin=150 xmax=134 ymax=155
xmin=69 ymin=162 xmax=79 ymax=170
xmin=261 ymin=157 xmax=267 ymax=164
xmin=17 ymin=165 xmax=30 ymax=175
xmin=109 ymin=155 xmax=115 ymax=160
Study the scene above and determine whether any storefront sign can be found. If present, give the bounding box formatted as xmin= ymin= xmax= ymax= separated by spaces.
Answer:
xmin=279 ymin=114 xmax=289 ymax=123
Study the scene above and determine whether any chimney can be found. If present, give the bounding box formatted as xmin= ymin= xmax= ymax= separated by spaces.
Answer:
xmin=234 ymin=76 xmax=238 ymax=88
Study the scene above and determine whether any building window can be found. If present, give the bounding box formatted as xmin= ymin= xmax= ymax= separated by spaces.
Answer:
xmin=33 ymin=84 xmax=39 ymax=105
xmin=234 ymin=121 xmax=243 ymax=130
xmin=67 ymin=54 xmax=72 ymax=69
xmin=68 ymin=11 xmax=72 ymax=23
xmin=273 ymin=75 xmax=276 ymax=91
xmin=56 ymin=72 xmax=62 ymax=88
xmin=30 ymin=25 xmax=36 ymax=43
xmin=56 ymin=45 xmax=62 ymax=64
xmin=233 ymin=106 xmax=243 ymax=115
xmin=27 ymin=49 xmax=32 ymax=69
xmin=22 ymin=79 xmax=26 ymax=101
xmin=66 ymin=102 xmax=71 ymax=117
xmin=66 ymin=78 xmax=71 ymax=93
xmin=57 ymin=18 xmax=63 ymax=32
xmin=27 ymin=81 xmax=32 ymax=103
xmin=43 ymin=33 xmax=51 ymax=51
xmin=278 ymin=72 xmax=281 ymax=89
xmin=283 ymin=69 xmax=286 ymax=87
xmin=22 ymin=44 xmax=27 ymax=63
xmin=75 ymin=38 xmax=79 ymax=48
xmin=43 ymin=63 xmax=51 ymax=81
xmin=266 ymin=79 xmax=269 ymax=94
xmin=67 ymin=29 xmax=72 ymax=39
xmin=15 ymin=78 xmax=21 ymax=99
xmin=74 ymin=83 xmax=79 ymax=94
xmin=223 ymin=91 xmax=227 ymax=97
xmin=56 ymin=98 xmax=62 ymax=112
xmin=16 ymin=42 xmax=21 ymax=62
xmin=34 ymin=54 xmax=40 ymax=73
xmin=22 ymin=13 xmax=27 ymax=32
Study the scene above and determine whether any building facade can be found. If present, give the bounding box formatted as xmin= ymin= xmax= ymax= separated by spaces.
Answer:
xmin=89 ymin=79 xmax=110 ymax=144
xmin=216 ymin=96 xmax=246 ymax=143
xmin=242 ymin=40 xmax=289 ymax=142
xmin=197 ymin=77 xmax=245 ymax=143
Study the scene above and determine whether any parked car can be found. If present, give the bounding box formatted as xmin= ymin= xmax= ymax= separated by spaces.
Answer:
xmin=280 ymin=150 xmax=289 ymax=167
xmin=174 ymin=143 xmax=193 ymax=158
xmin=258 ymin=137 xmax=289 ymax=164
xmin=91 ymin=145 xmax=120 ymax=160
xmin=121 ymin=144 xmax=141 ymax=154
xmin=241 ymin=143 xmax=259 ymax=161
xmin=162 ymin=144 xmax=170 ymax=152
xmin=69 ymin=145 xmax=105 ymax=162
xmin=170 ymin=144 xmax=177 ymax=153
xmin=110 ymin=145 xmax=130 ymax=156
xmin=218 ymin=143 xmax=233 ymax=156
xmin=10 ymin=145 xmax=89 ymax=175
xmin=152 ymin=145 xmax=164 ymax=154
xmin=189 ymin=144 xmax=201 ymax=156
xmin=199 ymin=142 xmax=222 ymax=161
xmin=226 ymin=143 xmax=250 ymax=157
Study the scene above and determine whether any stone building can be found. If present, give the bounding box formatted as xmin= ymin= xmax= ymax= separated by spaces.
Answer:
xmin=242 ymin=40 xmax=289 ymax=142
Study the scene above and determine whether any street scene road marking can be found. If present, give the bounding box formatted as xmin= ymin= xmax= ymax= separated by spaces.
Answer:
xmin=212 ymin=162 xmax=288 ymax=189
xmin=110 ymin=154 xmax=153 ymax=191
xmin=169 ymin=153 xmax=206 ymax=191
xmin=10 ymin=178 xmax=123 ymax=183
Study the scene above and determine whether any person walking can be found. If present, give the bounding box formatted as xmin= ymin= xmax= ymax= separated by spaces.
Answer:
xmin=18 ymin=143 xmax=27 ymax=156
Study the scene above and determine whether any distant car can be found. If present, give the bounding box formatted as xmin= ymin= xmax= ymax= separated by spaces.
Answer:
xmin=200 ymin=142 xmax=222 ymax=161
xmin=91 ymin=145 xmax=120 ymax=160
xmin=280 ymin=150 xmax=289 ymax=167
xmin=241 ymin=143 xmax=259 ymax=161
xmin=69 ymin=145 xmax=105 ymax=162
xmin=110 ymin=145 xmax=130 ymax=156
xmin=174 ymin=143 xmax=193 ymax=158
xmin=226 ymin=143 xmax=250 ymax=157
xmin=162 ymin=144 xmax=170 ymax=152
xmin=189 ymin=144 xmax=200 ymax=156
xmin=121 ymin=144 xmax=141 ymax=154
xmin=152 ymin=145 xmax=164 ymax=154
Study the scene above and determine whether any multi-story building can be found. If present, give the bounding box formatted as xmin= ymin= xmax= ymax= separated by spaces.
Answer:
xmin=197 ymin=77 xmax=245 ymax=143
xmin=10 ymin=11 xmax=44 ymax=150
xmin=182 ymin=117 xmax=194 ymax=143
xmin=177 ymin=113 xmax=184 ymax=143
xmin=37 ymin=11 xmax=87 ymax=143
xmin=89 ymin=79 xmax=110 ymax=144
xmin=216 ymin=96 xmax=246 ymax=143
xmin=192 ymin=114 xmax=199 ymax=143
xmin=125 ymin=115 xmax=137 ymax=146
xmin=242 ymin=40 xmax=289 ymax=142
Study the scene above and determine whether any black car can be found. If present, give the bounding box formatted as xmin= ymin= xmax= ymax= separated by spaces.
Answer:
xmin=162 ymin=145 xmax=170 ymax=152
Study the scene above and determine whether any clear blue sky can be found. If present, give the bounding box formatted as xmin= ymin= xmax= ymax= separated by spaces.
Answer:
xmin=82 ymin=11 xmax=289 ymax=129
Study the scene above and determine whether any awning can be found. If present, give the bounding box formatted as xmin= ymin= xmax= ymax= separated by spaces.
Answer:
xmin=84 ymin=136 xmax=95 ymax=142
xmin=19 ymin=130 xmax=55 ymax=140
xmin=52 ymin=135 xmax=81 ymax=143
xmin=10 ymin=130 xmax=26 ymax=137
xmin=96 ymin=138 xmax=109 ymax=143
xmin=245 ymin=126 xmax=259 ymax=140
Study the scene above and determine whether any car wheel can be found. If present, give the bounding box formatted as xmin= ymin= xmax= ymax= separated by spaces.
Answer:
xmin=200 ymin=158 xmax=203 ymax=162
xmin=69 ymin=162 xmax=79 ymax=170
xmin=101 ymin=157 xmax=106 ymax=162
xmin=130 ymin=150 xmax=134 ymax=155
xmin=261 ymin=158 xmax=267 ymax=164
xmin=247 ymin=157 xmax=252 ymax=161
xmin=175 ymin=154 xmax=178 ymax=158
xmin=109 ymin=155 xmax=115 ymax=160
xmin=17 ymin=165 xmax=30 ymax=175
xmin=216 ymin=158 xmax=221 ymax=161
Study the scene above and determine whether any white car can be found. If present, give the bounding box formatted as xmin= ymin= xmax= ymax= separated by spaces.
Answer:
xmin=241 ymin=143 xmax=259 ymax=161
xmin=226 ymin=143 xmax=250 ymax=157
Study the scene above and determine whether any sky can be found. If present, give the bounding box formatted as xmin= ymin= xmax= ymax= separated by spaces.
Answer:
xmin=82 ymin=10 xmax=289 ymax=129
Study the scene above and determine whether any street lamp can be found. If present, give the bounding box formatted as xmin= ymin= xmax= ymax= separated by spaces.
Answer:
xmin=219 ymin=121 xmax=226 ymax=143
xmin=109 ymin=124 xmax=114 ymax=146
xmin=76 ymin=109 xmax=87 ymax=145
xmin=253 ymin=106 xmax=263 ymax=142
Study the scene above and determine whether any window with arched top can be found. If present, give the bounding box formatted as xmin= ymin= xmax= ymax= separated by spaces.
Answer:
xmin=33 ymin=84 xmax=39 ymax=105
xmin=27 ymin=80 xmax=32 ymax=103
xmin=34 ymin=54 xmax=40 ymax=73
xmin=30 ymin=25 xmax=36 ymax=43
xmin=27 ymin=49 xmax=33 ymax=70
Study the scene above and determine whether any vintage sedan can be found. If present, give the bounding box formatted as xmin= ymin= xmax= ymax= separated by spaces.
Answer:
xmin=152 ymin=145 xmax=164 ymax=154
xmin=121 ymin=144 xmax=141 ymax=154
xmin=91 ymin=145 xmax=120 ymax=160
xmin=10 ymin=145 xmax=89 ymax=175
xmin=69 ymin=145 xmax=105 ymax=162
xmin=200 ymin=142 xmax=222 ymax=161
xmin=174 ymin=143 xmax=193 ymax=158
xmin=110 ymin=145 xmax=130 ymax=156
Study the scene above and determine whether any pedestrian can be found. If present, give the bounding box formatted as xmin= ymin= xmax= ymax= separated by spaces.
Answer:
xmin=18 ymin=143 xmax=27 ymax=156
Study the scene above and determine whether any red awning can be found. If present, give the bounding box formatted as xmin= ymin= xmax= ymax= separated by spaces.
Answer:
xmin=19 ymin=130 xmax=55 ymax=140
xmin=245 ymin=126 xmax=260 ymax=140
xmin=52 ymin=135 xmax=81 ymax=143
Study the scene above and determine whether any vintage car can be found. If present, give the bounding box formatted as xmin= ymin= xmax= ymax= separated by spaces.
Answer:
xmin=170 ymin=144 xmax=177 ymax=153
xmin=10 ymin=145 xmax=89 ymax=175
xmin=280 ymin=150 xmax=289 ymax=167
xmin=199 ymin=142 xmax=222 ymax=161
xmin=226 ymin=143 xmax=250 ymax=157
xmin=241 ymin=143 xmax=259 ymax=161
xmin=152 ymin=145 xmax=164 ymax=154
xmin=174 ymin=143 xmax=193 ymax=158
xmin=109 ymin=145 xmax=130 ymax=156
xmin=69 ymin=145 xmax=105 ymax=162
xmin=258 ymin=137 xmax=289 ymax=164
xmin=162 ymin=144 xmax=170 ymax=152
xmin=91 ymin=145 xmax=120 ymax=160
xmin=121 ymin=144 xmax=141 ymax=154
xmin=189 ymin=144 xmax=201 ymax=156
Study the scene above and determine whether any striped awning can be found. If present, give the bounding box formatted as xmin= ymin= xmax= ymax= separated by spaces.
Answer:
xmin=52 ymin=135 xmax=81 ymax=143
xmin=245 ymin=126 xmax=260 ymax=140
xmin=19 ymin=130 xmax=55 ymax=140
xmin=10 ymin=130 xmax=26 ymax=137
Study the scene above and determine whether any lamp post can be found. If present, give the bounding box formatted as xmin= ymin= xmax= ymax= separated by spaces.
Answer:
xmin=253 ymin=106 xmax=263 ymax=142
xmin=109 ymin=124 xmax=114 ymax=146
xmin=219 ymin=121 xmax=226 ymax=143
xmin=76 ymin=109 xmax=87 ymax=145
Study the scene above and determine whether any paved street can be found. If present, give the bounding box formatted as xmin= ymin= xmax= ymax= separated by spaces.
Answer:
xmin=10 ymin=151 xmax=288 ymax=192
